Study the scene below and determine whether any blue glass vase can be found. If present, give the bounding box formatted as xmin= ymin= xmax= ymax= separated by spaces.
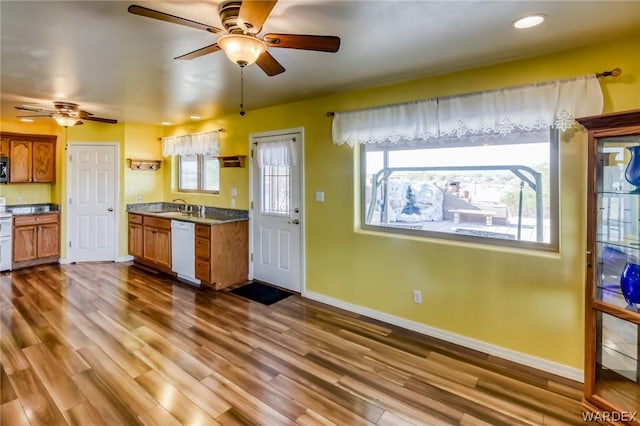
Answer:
xmin=620 ymin=262 xmax=640 ymax=309
xmin=624 ymin=145 xmax=640 ymax=190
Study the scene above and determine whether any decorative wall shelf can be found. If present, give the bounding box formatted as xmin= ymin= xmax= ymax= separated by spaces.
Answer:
xmin=128 ymin=159 xmax=161 ymax=171
xmin=218 ymin=155 xmax=246 ymax=168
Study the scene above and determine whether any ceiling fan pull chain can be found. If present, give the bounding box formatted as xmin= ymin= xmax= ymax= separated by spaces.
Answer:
xmin=239 ymin=65 xmax=246 ymax=116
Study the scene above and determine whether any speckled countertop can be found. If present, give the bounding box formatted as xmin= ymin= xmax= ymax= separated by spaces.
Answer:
xmin=5 ymin=203 xmax=60 ymax=215
xmin=127 ymin=202 xmax=248 ymax=226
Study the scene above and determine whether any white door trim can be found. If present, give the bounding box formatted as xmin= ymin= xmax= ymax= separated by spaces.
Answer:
xmin=248 ymin=127 xmax=305 ymax=293
xmin=65 ymin=142 xmax=120 ymax=263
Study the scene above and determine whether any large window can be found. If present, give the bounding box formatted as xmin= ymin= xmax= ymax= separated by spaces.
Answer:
xmin=178 ymin=154 xmax=220 ymax=193
xmin=361 ymin=129 xmax=558 ymax=250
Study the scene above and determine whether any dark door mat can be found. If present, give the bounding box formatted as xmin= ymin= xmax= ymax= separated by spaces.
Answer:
xmin=230 ymin=282 xmax=293 ymax=306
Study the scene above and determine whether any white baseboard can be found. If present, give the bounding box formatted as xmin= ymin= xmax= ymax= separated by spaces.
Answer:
xmin=59 ymin=256 xmax=133 ymax=264
xmin=303 ymin=290 xmax=584 ymax=383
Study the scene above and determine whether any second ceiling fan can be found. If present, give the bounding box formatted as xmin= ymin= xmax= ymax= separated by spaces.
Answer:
xmin=128 ymin=0 xmax=341 ymax=76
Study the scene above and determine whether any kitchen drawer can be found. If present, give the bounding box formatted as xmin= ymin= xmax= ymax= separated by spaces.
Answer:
xmin=14 ymin=213 xmax=59 ymax=227
xmin=195 ymin=238 xmax=209 ymax=259
xmin=195 ymin=259 xmax=210 ymax=282
xmin=195 ymin=224 xmax=210 ymax=239
xmin=143 ymin=216 xmax=171 ymax=230
xmin=128 ymin=213 xmax=143 ymax=224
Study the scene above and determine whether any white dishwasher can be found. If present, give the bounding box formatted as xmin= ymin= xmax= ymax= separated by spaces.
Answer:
xmin=171 ymin=220 xmax=200 ymax=286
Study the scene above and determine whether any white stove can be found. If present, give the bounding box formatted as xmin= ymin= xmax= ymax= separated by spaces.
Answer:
xmin=0 ymin=197 xmax=11 ymax=271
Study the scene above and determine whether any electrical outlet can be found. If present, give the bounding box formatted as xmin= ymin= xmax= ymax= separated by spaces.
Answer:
xmin=16 ymin=196 xmax=23 ymax=204
xmin=413 ymin=289 xmax=422 ymax=304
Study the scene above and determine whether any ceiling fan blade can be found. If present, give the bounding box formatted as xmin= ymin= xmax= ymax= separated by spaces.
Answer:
xmin=15 ymin=105 xmax=51 ymax=113
xmin=255 ymin=51 xmax=285 ymax=76
xmin=82 ymin=116 xmax=118 ymax=124
xmin=174 ymin=43 xmax=221 ymax=60
xmin=128 ymin=5 xmax=223 ymax=34
xmin=263 ymin=34 xmax=340 ymax=52
xmin=237 ymin=0 xmax=277 ymax=34
xmin=15 ymin=115 xmax=52 ymax=118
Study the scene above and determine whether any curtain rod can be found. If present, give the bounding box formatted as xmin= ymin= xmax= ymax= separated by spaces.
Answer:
xmin=325 ymin=68 xmax=621 ymax=117
xmin=157 ymin=128 xmax=225 ymax=140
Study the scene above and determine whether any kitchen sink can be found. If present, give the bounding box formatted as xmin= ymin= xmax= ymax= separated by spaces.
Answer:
xmin=153 ymin=211 xmax=194 ymax=217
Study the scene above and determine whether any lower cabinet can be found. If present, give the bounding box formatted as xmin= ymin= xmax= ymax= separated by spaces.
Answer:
xmin=13 ymin=213 xmax=60 ymax=269
xmin=128 ymin=213 xmax=171 ymax=272
xmin=127 ymin=213 xmax=248 ymax=289
xmin=142 ymin=218 xmax=172 ymax=272
xmin=195 ymin=220 xmax=248 ymax=290
xmin=128 ymin=213 xmax=144 ymax=258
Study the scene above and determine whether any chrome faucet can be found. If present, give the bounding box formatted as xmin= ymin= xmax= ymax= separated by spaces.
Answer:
xmin=172 ymin=198 xmax=187 ymax=212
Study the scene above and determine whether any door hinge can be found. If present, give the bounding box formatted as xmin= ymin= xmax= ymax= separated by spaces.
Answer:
xmin=250 ymin=253 xmax=253 ymax=262
xmin=250 ymin=201 xmax=253 ymax=209
xmin=251 ymin=149 xmax=254 ymax=158
xmin=69 ymin=198 xmax=72 ymax=205
xmin=69 ymin=241 xmax=72 ymax=248
xmin=69 ymin=154 xmax=72 ymax=162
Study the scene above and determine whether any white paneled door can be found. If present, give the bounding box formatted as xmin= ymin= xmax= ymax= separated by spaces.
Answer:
xmin=251 ymin=129 xmax=303 ymax=292
xmin=67 ymin=144 xmax=118 ymax=262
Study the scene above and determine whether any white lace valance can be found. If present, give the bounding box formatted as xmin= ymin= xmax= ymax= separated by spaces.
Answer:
xmin=256 ymin=138 xmax=296 ymax=168
xmin=162 ymin=130 xmax=220 ymax=157
xmin=332 ymin=75 xmax=603 ymax=146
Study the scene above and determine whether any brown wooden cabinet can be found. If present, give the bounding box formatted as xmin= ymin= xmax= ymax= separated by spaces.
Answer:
xmin=127 ymin=213 xmax=248 ymax=287
xmin=1 ymin=132 xmax=56 ymax=183
xmin=195 ymin=220 xmax=248 ymax=290
xmin=128 ymin=214 xmax=172 ymax=272
xmin=13 ymin=213 xmax=60 ymax=269
xmin=576 ymin=110 xmax=640 ymax=424
xmin=0 ymin=136 xmax=8 ymax=157
xmin=128 ymin=213 xmax=144 ymax=258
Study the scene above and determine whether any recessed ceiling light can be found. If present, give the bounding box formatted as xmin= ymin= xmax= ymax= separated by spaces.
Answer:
xmin=161 ymin=122 xmax=172 ymax=126
xmin=190 ymin=115 xmax=201 ymax=120
xmin=20 ymin=118 xmax=34 ymax=122
xmin=513 ymin=14 xmax=545 ymax=29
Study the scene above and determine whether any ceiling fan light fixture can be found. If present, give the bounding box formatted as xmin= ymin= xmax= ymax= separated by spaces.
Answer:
xmin=54 ymin=115 xmax=80 ymax=128
xmin=217 ymin=34 xmax=266 ymax=66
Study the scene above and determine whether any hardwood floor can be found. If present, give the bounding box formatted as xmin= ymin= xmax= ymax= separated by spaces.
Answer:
xmin=1 ymin=262 xmax=584 ymax=425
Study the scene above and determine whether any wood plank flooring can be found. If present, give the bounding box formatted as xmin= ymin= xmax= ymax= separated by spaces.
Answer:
xmin=0 ymin=262 xmax=584 ymax=425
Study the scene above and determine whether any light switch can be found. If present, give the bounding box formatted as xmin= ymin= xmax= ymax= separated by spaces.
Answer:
xmin=315 ymin=191 xmax=324 ymax=202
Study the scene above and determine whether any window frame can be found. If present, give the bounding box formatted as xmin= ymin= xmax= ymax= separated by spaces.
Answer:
xmin=177 ymin=154 xmax=220 ymax=194
xmin=359 ymin=129 xmax=560 ymax=251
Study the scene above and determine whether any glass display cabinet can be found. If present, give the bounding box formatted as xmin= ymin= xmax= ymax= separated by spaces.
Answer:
xmin=577 ymin=110 xmax=640 ymax=424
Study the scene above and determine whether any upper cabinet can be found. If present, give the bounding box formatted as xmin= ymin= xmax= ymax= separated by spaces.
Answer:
xmin=1 ymin=132 xmax=57 ymax=183
xmin=0 ymin=136 xmax=8 ymax=157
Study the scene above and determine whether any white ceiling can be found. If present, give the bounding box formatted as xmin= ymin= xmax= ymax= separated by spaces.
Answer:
xmin=1 ymin=1 xmax=639 ymax=126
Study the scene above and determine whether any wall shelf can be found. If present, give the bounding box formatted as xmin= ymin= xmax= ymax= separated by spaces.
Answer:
xmin=218 ymin=155 xmax=246 ymax=168
xmin=128 ymin=159 xmax=161 ymax=171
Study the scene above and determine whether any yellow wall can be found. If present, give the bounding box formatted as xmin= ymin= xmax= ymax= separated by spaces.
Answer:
xmin=2 ymin=32 xmax=639 ymax=370
xmin=161 ymin=32 xmax=639 ymax=370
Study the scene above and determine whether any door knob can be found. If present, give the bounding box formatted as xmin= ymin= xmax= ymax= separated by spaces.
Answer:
xmin=107 ymin=207 xmax=114 ymax=212
xmin=288 ymin=219 xmax=300 ymax=224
